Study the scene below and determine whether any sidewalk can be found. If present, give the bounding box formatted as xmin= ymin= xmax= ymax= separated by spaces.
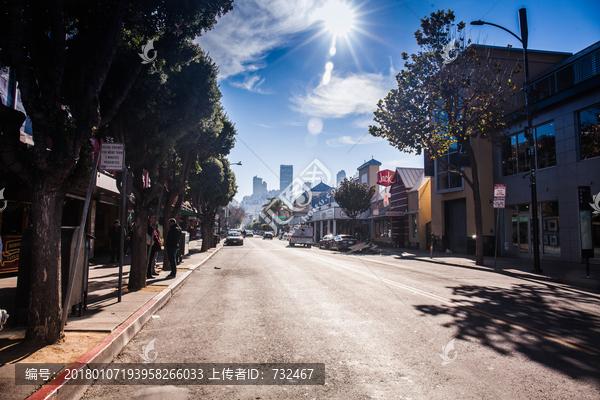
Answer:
xmin=0 ymin=239 xmax=222 ymax=400
xmin=370 ymin=246 xmax=600 ymax=292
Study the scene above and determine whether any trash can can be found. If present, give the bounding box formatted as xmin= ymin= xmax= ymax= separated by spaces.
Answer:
xmin=177 ymin=231 xmax=189 ymax=263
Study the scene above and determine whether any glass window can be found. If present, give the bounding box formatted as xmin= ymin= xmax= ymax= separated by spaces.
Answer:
xmin=578 ymin=105 xmax=600 ymax=160
xmin=412 ymin=216 xmax=418 ymax=238
xmin=541 ymin=201 xmax=560 ymax=256
xmin=501 ymin=135 xmax=517 ymax=176
xmin=535 ymin=122 xmax=556 ymax=169
xmin=436 ymin=142 xmax=463 ymax=192
xmin=517 ymin=132 xmax=530 ymax=174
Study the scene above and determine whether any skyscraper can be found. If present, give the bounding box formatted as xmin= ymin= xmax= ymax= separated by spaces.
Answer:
xmin=253 ymin=176 xmax=263 ymax=198
xmin=280 ymin=165 xmax=293 ymax=191
xmin=336 ymin=170 xmax=346 ymax=186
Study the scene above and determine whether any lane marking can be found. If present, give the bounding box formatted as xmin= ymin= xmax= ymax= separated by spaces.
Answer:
xmin=300 ymin=251 xmax=600 ymax=356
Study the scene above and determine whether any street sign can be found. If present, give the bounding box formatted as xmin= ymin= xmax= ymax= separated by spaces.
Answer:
xmin=493 ymin=197 xmax=505 ymax=208
xmin=100 ymin=143 xmax=125 ymax=171
xmin=494 ymin=184 xmax=506 ymax=197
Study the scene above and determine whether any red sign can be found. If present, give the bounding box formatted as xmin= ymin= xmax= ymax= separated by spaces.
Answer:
xmin=376 ymin=169 xmax=397 ymax=186
xmin=494 ymin=184 xmax=506 ymax=197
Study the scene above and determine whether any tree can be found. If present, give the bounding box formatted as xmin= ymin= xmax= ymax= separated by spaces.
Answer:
xmin=333 ymin=178 xmax=375 ymax=236
xmin=105 ymin=50 xmax=222 ymax=290
xmin=227 ymin=205 xmax=246 ymax=229
xmin=0 ymin=0 xmax=233 ymax=343
xmin=188 ymin=157 xmax=237 ymax=252
xmin=261 ymin=197 xmax=292 ymax=233
xmin=369 ymin=10 xmax=519 ymax=265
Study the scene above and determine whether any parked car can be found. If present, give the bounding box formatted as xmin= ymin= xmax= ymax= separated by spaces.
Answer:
xmin=263 ymin=232 xmax=274 ymax=239
xmin=330 ymin=235 xmax=358 ymax=251
xmin=224 ymin=231 xmax=244 ymax=246
xmin=319 ymin=234 xmax=335 ymax=250
xmin=246 ymin=231 xmax=254 ymax=237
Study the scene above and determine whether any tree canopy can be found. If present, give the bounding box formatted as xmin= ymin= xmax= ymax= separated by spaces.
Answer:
xmin=333 ymin=178 xmax=375 ymax=235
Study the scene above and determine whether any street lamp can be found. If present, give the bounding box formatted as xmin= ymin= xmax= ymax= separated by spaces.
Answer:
xmin=231 ymin=161 xmax=242 ymax=166
xmin=471 ymin=8 xmax=542 ymax=273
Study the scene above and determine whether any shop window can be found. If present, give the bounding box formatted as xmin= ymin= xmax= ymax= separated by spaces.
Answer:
xmin=536 ymin=122 xmax=556 ymax=168
xmin=412 ymin=216 xmax=418 ymax=238
xmin=541 ymin=201 xmax=560 ymax=256
xmin=375 ymin=219 xmax=391 ymax=238
xmin=501 ymin=135 xmax=517 ymax=176
xmin=578 ymin=104 xmax=600 ymax=160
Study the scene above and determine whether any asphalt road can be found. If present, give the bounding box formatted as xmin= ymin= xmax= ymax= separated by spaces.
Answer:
xmin=82 ymin=237 xmax=600 ymax=399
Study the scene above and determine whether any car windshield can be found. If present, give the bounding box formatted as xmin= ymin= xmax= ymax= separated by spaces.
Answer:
xmin=339 ymin=236 xmax=356 ymax=240
xmin=229 ymin=232 xmax=240 ymax=237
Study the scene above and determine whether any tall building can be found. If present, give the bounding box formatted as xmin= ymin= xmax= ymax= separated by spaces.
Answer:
xmin=280 ymin=165 xmax=293 ymax=191
xmin=253 ymin=176 xmax=263 ymax=198
xmin=336 ymin=170 xmax=346 ymax=186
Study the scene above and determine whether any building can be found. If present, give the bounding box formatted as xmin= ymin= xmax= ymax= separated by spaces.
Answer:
xmin=493 ymin=40 xmax=600 ymax=263
xmin=280 ymin=165 xmax=293 ymax=191
xmin=336 ymin=170 xmax=346 ymax=186
xmin=427 ymin=45 xmax=573 ymax=256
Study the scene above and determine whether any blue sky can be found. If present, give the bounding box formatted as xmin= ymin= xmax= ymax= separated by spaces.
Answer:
xmin=195 ymin=0 xmax=600 ymax=201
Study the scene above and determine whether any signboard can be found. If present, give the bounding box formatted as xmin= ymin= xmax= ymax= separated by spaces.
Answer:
xmin=373 ymin=209 xmax=379 ymax=216
xmin=100 ymin=143 xmax=125 ymax=171
xmin=376 ymin=169 xmax=397 ymax=186
xmin=494 ymin=184 xmax=506 ymax=197
xmin=0 ymin=235 xmax=21 ymax=273
xmin=493 ymin=197 xmax=505 ymax=209
xmin=386 ymin=211 xmax=405 ymax=217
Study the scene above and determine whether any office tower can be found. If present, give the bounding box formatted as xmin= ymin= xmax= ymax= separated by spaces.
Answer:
xmin=280 ymin=165 xmax=293 ymax=191
xmin=337 ymin=170 xmax=346 ymax=186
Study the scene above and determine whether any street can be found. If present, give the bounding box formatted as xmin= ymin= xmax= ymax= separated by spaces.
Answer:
xmin=82 ymin=237 xmax=600 ymax=399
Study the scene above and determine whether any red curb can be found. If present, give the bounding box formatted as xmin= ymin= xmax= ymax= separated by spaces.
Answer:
xmin=26 ymin=297 xmax=160 ymax=400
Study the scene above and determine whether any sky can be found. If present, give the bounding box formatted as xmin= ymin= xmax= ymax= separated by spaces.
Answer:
xmin=195 ymin=0 xmax=600 ymax=202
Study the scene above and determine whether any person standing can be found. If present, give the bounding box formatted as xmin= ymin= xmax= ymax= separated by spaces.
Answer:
xmin=109 ymin=220 xmax=124 ymax=263
xmin=147 ymin=215 xmax=162 ymax=279
xmin=165 ymin=218 xmax=182 ymax=279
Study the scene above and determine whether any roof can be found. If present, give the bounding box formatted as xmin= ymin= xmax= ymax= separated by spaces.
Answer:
xmin=395 ymin=168 xmax=424 ymax=190
xmin=311 ymin=181 xmax=332 ymax=192
xmin=408 ymin=175 xmax=430 ymax=193
xmin=357 ymin=158 xmax=382 ymax=170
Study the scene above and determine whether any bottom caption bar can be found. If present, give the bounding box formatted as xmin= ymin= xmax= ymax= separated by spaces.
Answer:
xmin=16 ymin=363 xmax=325 ymax=385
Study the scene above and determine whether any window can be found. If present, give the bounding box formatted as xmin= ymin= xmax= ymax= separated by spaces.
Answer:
xmin=578 ymin=104 xmax=600 ymax=160
xmin=501 ymin=121 xmax=555 ymax=176
xmin=436 ymin=142 xmax=463 ymax=192
xmin=412 ymin=216 xmax=418 ymax=238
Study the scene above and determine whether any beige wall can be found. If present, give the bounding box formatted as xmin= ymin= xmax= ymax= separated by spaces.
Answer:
xmin=408 ymin=178 xmax=432 ymax=249
xmin=430 ymin=137 xmax=495 ymax=238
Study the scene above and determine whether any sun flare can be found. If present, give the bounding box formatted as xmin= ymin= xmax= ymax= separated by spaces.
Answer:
xmin=317 ymin=0 xmax=355 ymax=38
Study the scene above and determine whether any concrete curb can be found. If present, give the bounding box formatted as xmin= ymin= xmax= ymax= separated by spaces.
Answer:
xmin=26 ymin=245 xmax=222 ymax=400
xmin=408 ymin=256 xmax=600 ymax=291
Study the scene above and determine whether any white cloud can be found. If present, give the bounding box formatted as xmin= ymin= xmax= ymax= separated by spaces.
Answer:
xmin=326 ymin=134 xmax=382 ymax=147
xmin=290 ymin=72 xmax=395 ymax=118
xmin=230 ymin=75 xmax=270 ymax=93
xmin=196 ymin=0 xmax=328 ymax=79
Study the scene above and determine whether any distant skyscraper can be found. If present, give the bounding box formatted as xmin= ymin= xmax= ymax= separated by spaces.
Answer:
xmin=280 ymin=165 xmax=293 ymax=191
xmin=253 ymin=176 xmax=263 ymax=198
xmin=337 ymin=170 xmax=346 ymax=186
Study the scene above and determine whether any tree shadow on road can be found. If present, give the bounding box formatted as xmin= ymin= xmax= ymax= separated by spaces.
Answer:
xmin=414 ymin=283 xmax=600 ymax=382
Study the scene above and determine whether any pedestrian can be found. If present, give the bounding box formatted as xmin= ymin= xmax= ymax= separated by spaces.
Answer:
xmin=108 ymin=219 xmax=124 ymax=263
xmin=147 ymin=215 xmax=162 ymax=279
xmin=165 ymin=218 xmax=182 ymax=279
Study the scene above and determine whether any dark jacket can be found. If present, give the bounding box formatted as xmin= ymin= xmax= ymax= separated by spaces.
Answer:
xmin=166 ymin=224 xmax=182 ymax=248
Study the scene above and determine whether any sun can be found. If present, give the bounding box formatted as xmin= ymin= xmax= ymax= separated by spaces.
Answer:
xmin=316 ymin=0 xmax=355 ymax=38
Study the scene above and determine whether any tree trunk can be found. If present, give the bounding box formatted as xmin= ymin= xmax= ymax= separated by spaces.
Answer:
xmin=462 ymin=141 xmax=485 ymax=266
xmin=128 ymin=207 xmax=149 ymax=290
xmin=162 ymin=191 xmax=177 ymax=272
xmin=26 ymin=182 xmax=66 ymax=344
xmin=201 ymin=219 xmax=212 ymax=252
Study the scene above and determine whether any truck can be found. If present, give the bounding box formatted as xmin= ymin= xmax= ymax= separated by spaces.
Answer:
xmin=288 ymin=226 xmax=314 ymax=248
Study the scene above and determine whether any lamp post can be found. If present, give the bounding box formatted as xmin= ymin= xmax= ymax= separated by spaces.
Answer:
xmin=231 ymin=161 xmax=242 ymax=166
xmin=471 ymin=8 xmax=542 ymax=273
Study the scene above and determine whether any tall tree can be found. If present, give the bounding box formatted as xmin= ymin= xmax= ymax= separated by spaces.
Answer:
xmin=0 ymin=0 xmax=232 ymax=343
xmin=333 ymin=178 xmax=375 ymax=237
xmin=369 ymin=10 xmax=518 ymax=265
xmin=189 ymin=157 xmax=237 ymax=252
xmin=261 ymin=197 xmax=292 ymax=233
xmin=106 ymin=50 xmax=221 ymax=290
xmin=227 ymin=205 xmax=246 ymax=229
